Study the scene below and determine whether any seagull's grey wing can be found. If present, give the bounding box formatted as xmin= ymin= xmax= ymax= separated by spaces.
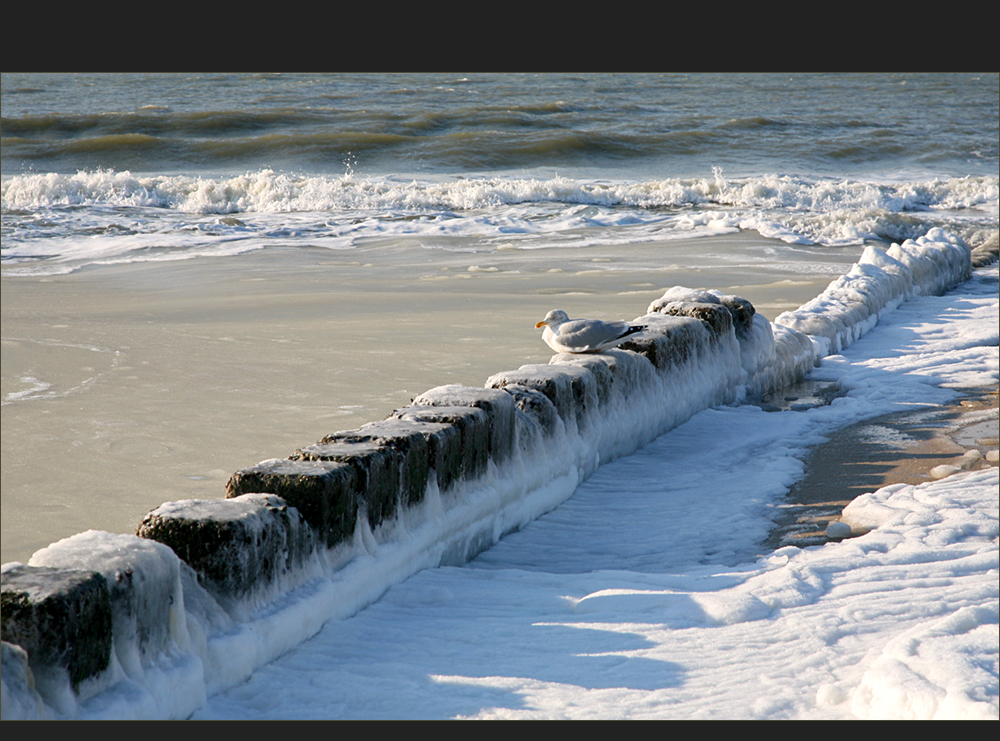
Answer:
xmin=559 ymin=318 xmax=632 ymax=350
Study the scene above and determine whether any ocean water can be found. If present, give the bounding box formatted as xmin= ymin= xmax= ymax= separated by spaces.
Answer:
xmin=2 ymin=72 xmax=998 ymax=564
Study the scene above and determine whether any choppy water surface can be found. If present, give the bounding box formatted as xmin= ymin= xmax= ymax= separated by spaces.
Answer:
xmin=3 ymin=73 xmax=997 ymax=178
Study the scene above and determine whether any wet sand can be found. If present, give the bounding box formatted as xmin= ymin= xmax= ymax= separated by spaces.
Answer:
xmin=763 ymin=386 xmax=1000 ymax=549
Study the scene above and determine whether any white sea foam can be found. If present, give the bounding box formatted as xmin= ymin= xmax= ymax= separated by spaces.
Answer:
xmin=4 ymin=169 xmax=996 ymax=216
xmin=3 ymin=170 xmax=997 ymax=275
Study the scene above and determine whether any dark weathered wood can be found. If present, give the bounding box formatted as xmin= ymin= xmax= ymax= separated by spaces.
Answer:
xmin=137 ymin=494 xmax=317 ymax=602
xmin=225 ymin=459 xmax=357 ymax=548
xmin=1 ymin=565 xmax=112 ymax=688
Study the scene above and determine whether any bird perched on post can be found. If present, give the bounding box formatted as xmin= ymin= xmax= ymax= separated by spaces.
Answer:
xmin=535 ymin=310 xmax=646 ymax=354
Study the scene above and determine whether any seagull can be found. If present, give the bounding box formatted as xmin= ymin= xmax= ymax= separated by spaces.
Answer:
xmin=535 ymin=310 xmax=646 ymax=354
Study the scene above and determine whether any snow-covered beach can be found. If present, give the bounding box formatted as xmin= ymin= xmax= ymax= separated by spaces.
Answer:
xmin=4 ymin=235 xmax=996 ymax=720
xmin=191 ymin=256 xmax=999 ymax=721
xmin=3 ymin=73 xmax=997 ymax=720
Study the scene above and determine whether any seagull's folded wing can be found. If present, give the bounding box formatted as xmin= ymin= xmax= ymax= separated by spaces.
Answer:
xmin=559 ymin=319 xmax=631 ymax=351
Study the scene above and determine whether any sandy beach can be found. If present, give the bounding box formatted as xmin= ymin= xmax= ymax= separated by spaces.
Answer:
xmin=766 ymin=384 xmax=999 ymax=549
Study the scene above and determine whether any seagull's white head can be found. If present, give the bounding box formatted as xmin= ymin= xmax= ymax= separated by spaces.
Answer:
xmin=535 ymin=310 xmax=569 ymax=329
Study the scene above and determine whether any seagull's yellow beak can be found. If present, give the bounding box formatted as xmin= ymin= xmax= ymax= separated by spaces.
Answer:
xmin=535 ymin=320 xmax=547 ymax=328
